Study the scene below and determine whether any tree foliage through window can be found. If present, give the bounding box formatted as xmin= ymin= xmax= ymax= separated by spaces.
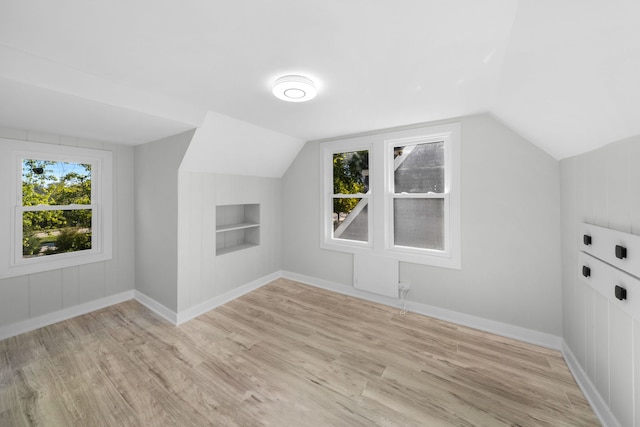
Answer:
xmin=22 ymin=159 xmax=92 ymax=257
xmin=333 ymin=151 xmax=368 ymax=228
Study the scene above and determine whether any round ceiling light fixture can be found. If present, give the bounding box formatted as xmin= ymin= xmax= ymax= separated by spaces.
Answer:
xmin=272 ymin=75 xmax=317 ymax=102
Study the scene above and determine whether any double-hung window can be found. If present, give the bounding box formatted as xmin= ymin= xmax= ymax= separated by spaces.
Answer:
xmin=322 ymin=123 xmax=460 ymax=269
xmin=0 ymin=139 xmax=113 ymax=278
xmin=326 ymin=144 xmax=372 ymax=247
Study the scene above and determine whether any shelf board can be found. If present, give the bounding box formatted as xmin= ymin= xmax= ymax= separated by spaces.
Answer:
xmin=216 ymin=222 xmax=260 ymax=233
xmin=216 ymin=243 xmax=259 ymax=256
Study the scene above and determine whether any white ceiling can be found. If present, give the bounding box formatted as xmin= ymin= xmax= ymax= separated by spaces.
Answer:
xmin=0 ymin=0 xmax=638 ymax=159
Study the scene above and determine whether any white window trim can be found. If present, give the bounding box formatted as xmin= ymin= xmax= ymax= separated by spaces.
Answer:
xmin=321 ymin=123 xmax=461 ymax=270
xmin=0 ymin=138 xmax=113 ymax=279
xmin=321 ymin=138 xmax=374 ymax=251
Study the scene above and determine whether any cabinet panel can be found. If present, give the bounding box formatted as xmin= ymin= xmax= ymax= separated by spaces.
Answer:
xmin=609 ymin=307 xmax=633 ymax=427
xmin=578 ymin=252 xmax=640 ymax=322
xmin=574 ymin=280 xmax=587 ymax=367
xmin=584 ymin=286 xmax=595 ymax=380
xmin=634 ymin=318 xmax=640 ymax=427
xmin=578 ymin=244 xmax=639 ymax=426
xmin=593 ymin=292 xmax=610 ymax=405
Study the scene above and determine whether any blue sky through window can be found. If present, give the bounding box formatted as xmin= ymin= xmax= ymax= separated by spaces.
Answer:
xmin=23 ymin=160 xmax=91 ymax=183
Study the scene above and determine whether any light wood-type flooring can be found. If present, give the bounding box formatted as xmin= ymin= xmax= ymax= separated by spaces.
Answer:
xmin=0 ymin=279 xmax=599 ymax=426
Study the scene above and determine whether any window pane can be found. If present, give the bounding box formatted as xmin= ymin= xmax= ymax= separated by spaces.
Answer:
xmin=333 ymin=198 xmax=368 ymax=242
xmin=394 ymin=198 xmax=443 ymax=250
xmin=23 ymin=210 xmax=92 ymax=258
xmin=22 ymin=159 xmax=91 ymax=206
xmin=333 ymin=151 xmax=369 ymax=194
xmin=394 ymin=142 xmax=443 ymax=193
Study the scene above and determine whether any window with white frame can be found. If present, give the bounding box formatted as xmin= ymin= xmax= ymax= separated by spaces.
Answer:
xmin=20 ymin=159 xmax=94 ymax=259
xmin=321 ymin=123 xmax=460 ymax=269
xmin=0 ymin=139 xmax=112 ymax=278
xmin=330 ymin=148 xmax=371 ymax=245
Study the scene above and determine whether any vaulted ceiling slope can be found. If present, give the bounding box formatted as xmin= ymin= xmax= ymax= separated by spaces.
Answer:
xmin=0 ymin=0 xmax=638 ymax=159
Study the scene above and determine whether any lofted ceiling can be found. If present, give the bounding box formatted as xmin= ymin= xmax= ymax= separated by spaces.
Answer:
xmin=0 ymin=0 xmax=638 ymax=159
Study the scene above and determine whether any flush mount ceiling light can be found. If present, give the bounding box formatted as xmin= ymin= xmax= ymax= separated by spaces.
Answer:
xmin=272 ymin=75 xmax=317 ymax=102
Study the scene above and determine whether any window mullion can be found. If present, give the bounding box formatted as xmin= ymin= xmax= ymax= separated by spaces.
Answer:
xmin=20 ymin=204 xmax=95 ymax=212
xmin=332 ymin=193 xmax=369 ymax=199
xmin=392 ymin=193 xmax=448 ymax=199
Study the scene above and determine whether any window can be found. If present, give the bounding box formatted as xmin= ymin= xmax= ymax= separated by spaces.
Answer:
xmin=21 ymin=159 xmax=93 ymax=259
xmin=322 ymin=123 xmax=460 ymax=269
xmin=0 ymin=139 xmax=112 ymax=278
xmin=387 ymin=137 xmax=448 ymax=253
xmin=331 ymin=149 xmax=370 ymax=244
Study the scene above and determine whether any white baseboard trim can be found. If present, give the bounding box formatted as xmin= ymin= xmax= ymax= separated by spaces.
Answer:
xmin=0 ymin=271 xmax=284 ymax=338
xmin=0 ymin=270 xmax=561 ymax=353
xmin=134 ymin=290 xmax=178 ymax=325
xmin=175 ymin=271 xmax=282 ymax=325
xmin=282 ymin=271 xmax=562 ymax=350
xmin=561 ymin=340 xmax=619 ymax=427
xmin=0 ymin=269 xmax=614 ymax=427
xmin=0 ymin=290 xmax=135 ymax=341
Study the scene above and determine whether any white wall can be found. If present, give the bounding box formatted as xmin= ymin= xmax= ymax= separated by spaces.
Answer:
xmin=137 ymin=113 xmax=290 ymax=318
xmin=177 ymin=172 xmax=281 ymax=312
xmin=281 ymin=113 xmax=563 ymax=336
xmin=134 ymin=130 xmax=193 ymax=312
xmin=175 ymin=111 xmax=291 ymax=315
xmin=0 ymin=127 xmax=135 ymax=328
xmin=561 ymin=136 xmax=640 ymax=427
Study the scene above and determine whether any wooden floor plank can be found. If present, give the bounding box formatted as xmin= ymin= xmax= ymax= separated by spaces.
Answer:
xmin=0 ymin=341 xmax=17 ymax=415
xmin=13 ymin=358 xmax=80 ymax=426
xmin=0 ymin=279 xmax=600 ymax=426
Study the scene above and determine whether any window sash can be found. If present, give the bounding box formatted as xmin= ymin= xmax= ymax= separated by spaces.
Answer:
xmin=15 ymin=204 xmax=99 ymax=265
xmin=18 ymin=157 xmax=97 ymax=207
xmin=324 ymin=143 xmax=373 ymax=248
xmin=331 ymin=194 xmax=370 ymax=244
xmin=385 ymin=133 xmax=452 ymax=256
xmin=389 ymin=194 xmax=449 ymax=254
xmin=16 ymin=155 xmax=100 ymax=265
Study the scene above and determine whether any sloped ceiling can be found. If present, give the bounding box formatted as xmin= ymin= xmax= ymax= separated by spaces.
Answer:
xmin=181 ymin=111 xmax=304 ymax=178
xmin=492 ymin=0 xmax=640 ymax=158
xmin=0 ymin=0 xmax=638 ymax=159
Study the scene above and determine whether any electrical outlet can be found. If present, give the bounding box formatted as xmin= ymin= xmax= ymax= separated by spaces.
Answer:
xmin=399 ymin=282 xmax=410 ymax=292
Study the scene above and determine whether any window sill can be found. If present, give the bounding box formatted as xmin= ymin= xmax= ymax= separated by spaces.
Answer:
xmin=1 ymin=251 xmax=112 ymax=279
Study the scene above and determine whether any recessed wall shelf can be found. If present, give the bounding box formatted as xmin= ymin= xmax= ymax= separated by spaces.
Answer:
xmin=216 ymin=222 xmax=260 ymax=233
xmin=216 ymin=204 xmax=260 ymax=256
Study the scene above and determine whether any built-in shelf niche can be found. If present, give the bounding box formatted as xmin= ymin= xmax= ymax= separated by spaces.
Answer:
xmin=216 ymin=204 xmax=260 ymax=256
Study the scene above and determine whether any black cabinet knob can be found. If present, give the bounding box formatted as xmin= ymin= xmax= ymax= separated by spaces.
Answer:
xmin=615 ymin=285 xmax=627 ymax=301
xmin=583 ymin=235 xmax=592 ymax=245
xmin=615 ymin=245 xmax=627 ymax=259
xmin=582 ymin=266 xmax=591 ymax=277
